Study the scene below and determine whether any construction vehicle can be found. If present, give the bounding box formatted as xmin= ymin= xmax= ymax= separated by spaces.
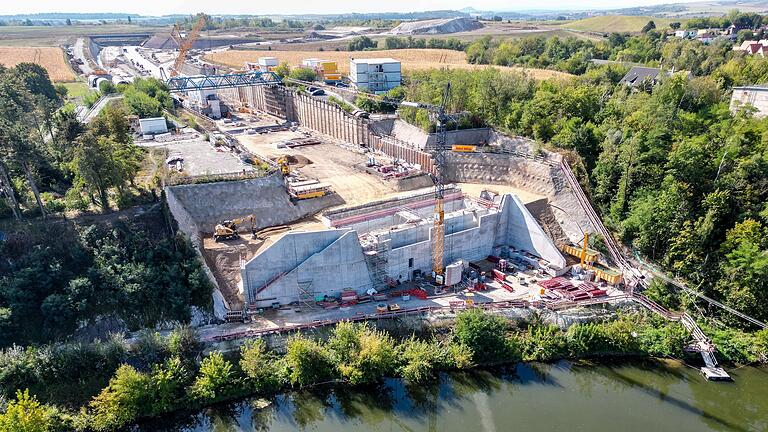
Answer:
xmin=276 ymin=156 xmax=291 ymax=176
xmin=213 ymin=215 xmax=257 ymax=242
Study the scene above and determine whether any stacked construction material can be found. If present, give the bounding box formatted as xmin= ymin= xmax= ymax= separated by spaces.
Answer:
xmin=390 ymin=288 xmax=428 ymax=300
xmin=538 ymin=277 xmax=607 ymax=301
xmin=341 ymin=289 xmax=358 ymax=307
xmin=492 ymin=269 xmax=515 ymax=293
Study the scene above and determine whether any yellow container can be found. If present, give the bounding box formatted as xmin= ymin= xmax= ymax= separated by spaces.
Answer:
xmin=452 ymin=145 xmax=476 ymax=152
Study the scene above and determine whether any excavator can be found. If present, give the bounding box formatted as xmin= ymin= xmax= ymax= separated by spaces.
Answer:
xmin=213 ymin=215 xmax=257 ymax=242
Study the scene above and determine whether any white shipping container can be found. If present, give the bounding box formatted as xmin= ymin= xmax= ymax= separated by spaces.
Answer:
xmin=445 ymin=262 xmax=463 ymax=286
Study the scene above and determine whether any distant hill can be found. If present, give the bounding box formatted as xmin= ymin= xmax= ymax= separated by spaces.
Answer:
xmin=557 ymin=15 xmax=683 ymax=33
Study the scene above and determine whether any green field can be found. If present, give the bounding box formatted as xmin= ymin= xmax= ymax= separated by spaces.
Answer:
xmin=61 ymin=81 xmax=90 ymax=99
xmin=556 ymin=15 xmax=685 ymax=33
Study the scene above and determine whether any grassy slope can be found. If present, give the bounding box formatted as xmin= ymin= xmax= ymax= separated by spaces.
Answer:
xmin=556 ymin=15 xmax=684 ymax=33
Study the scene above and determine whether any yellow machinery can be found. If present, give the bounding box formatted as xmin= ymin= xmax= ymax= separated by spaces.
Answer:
xmin=319 ymin=61 xmax=342 ymax=82
xmin=276 ymin=156 xmax=291 ymax=176
xmin=213 ymin=215 xmax=257 ymax=242
xmin=170 ymin=15 xmax=206 ymax=77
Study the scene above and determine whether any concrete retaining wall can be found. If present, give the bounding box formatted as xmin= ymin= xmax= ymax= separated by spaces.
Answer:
xmin=165 ymin=173 xmax=343 ymax=233
xmin=446 ymin=152 xmax=594 ymax=243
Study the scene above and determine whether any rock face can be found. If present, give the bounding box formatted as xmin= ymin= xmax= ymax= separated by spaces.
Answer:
xmin=389 ymin=17 xmax=483 ymax=35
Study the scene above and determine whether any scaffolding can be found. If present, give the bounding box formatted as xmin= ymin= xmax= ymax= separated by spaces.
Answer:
xmin=297 ymin=280 xmax=314 ymax=308
xmin=362 ymin=234 xmax=391 ymax=289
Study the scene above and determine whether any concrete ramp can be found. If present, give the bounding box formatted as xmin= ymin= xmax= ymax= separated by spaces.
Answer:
xmin=242 ymin=230 xmax=372 ymax=306
xmin=502 ymin=195 xmax=566 ymax=269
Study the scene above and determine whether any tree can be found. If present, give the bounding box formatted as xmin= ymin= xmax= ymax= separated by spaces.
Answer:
xmin=453 ymin=309 xmax=515 ymax=364
xmin=642 ymin=21 xmax=657 ymax=33
xmin=284 ymin=335 xmax=336 ymax=386
xmin=288 ymin=66 xmax=317 ymax=82
xmin=328 ymin=322 xmax=398 ymax=385
xmin=670 ymin=22 xmax=681 ymax=30
xmin=239 ymin=339 xmax=282 ymax=392
xmin=348 ymin=36 xmax=377 ymax=51
xmin=69 ymin=132 xmax=118 ymax=211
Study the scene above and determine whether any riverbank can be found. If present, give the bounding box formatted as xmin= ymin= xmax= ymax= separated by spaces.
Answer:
xmin=1 ymin=309 xmax=767 ymax=431
xmin=146 ymin=360 xmax=768 ymax=432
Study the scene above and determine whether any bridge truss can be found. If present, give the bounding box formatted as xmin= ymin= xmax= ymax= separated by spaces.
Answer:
xmin=165 ymin=71 xmax=283 ymax=93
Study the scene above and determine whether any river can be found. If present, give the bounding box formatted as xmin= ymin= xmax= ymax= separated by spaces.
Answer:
xmin=145 ymin=360 xmax=768 ymax=432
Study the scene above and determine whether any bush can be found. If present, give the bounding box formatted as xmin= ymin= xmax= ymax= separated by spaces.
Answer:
xmin=88 ymin=365 xmax=151 ymax=431
xmin=398 ymin=337 xmax=443 ymax=383
xmin=284 ymin=335 xmax=337 ymax=387
xmin=239 ymin=340 xmax=282 ymax=393
xmin=453 ymin=309 xmax=514 ymax=364
xmin=0 ymin=389 xmax=60 ymax=431
xmin=523 ymin=324 xmax=568 ymax=361
xmin=189 ymin=351 xmax=238 ymax=403
xmin=329 ymin=322 xmax=399 ymax=385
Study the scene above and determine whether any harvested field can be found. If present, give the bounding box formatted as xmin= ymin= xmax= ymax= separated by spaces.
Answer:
xmin=0 ymin=46 xmax=75 ymax=81
xmin=205 ymin=49 xmax=574 ymax=80
xmin=556 ymin=15 xmax=684 ymax=33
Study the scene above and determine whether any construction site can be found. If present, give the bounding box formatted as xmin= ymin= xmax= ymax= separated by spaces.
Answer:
xmin=64 ymin=14 xmax=734 ymax=381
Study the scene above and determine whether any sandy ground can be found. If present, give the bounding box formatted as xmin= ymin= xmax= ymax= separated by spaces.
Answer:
xmin=237 ymin=129 xmax=397 ymax=206
xmin=457 ymin=182 xmax=544 ymax=204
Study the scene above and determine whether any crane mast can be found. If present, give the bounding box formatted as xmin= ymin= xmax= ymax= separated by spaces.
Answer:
xmin=170 ymin=15 xmax=206 ymax=77
xmin=400 ymin=83 xmax=453 ymax=281
xmin=432 ymin=83 xmax=451 ymax=280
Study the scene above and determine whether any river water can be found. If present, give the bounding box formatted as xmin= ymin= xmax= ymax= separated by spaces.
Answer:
xmin=146 ymin=360 xmax=768 ymax=432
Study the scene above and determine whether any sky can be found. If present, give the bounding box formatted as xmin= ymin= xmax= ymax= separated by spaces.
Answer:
xmin=0 ymin=0 xmax=705 ymax=16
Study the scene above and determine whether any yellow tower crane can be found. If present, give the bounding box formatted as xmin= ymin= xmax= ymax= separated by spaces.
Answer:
xmin=169 ymin=14 xmax=207 ymax=78
xmin=402 ymin=83 xmax=454 ymax=281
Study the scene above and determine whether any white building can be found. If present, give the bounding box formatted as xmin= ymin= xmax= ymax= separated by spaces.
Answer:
xmin=674 ymin=29 xmax=697 ymax=39
xmin=246 ymin=57 xmax=278 ymax=72
xmin=349 ymin=58 xmax=401 ymax=94
xmin=730 ymin=86 xmax=768 ymax=117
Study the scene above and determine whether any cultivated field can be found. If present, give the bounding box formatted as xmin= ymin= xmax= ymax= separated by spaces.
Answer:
xmin=556 ymin=15 xmax=684 ymax=33
xmin=206 ymin=48 xmax=574 ymax=80
xmin=0 ymin=46 xmax=75 ymax=81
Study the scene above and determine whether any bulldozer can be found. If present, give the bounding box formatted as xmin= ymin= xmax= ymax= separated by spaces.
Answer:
xmin=213 ymin=215 xmax=257 ymax=242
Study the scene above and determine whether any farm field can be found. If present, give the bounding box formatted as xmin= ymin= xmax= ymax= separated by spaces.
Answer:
xmin=0 ymin=46 xmax=75 ymax=81
xmin=205 ymin=48 xmax=574 ymax=80
xmin=555 ymin=15 xmax=684 ymax=33
xmin=0 ymin=24 xmax=154 ymax=46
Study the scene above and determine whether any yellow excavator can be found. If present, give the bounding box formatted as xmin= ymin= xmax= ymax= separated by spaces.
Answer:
xmin=213 ymin=215 xmax=257 ymax=242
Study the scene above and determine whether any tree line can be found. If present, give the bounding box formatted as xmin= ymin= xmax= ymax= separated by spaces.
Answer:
xmin=5 ymin=309 xmax=755 ymax=431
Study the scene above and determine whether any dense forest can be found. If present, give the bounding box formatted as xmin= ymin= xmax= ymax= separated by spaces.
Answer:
xmin=388 ymin=31 xmax=768 ymax=327
xmin=0 ymin=65 xmax=211 ymax=347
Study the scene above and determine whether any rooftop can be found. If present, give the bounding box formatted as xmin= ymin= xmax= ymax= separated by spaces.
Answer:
xmin=350 ymin=57 xmax=400 ymax=65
